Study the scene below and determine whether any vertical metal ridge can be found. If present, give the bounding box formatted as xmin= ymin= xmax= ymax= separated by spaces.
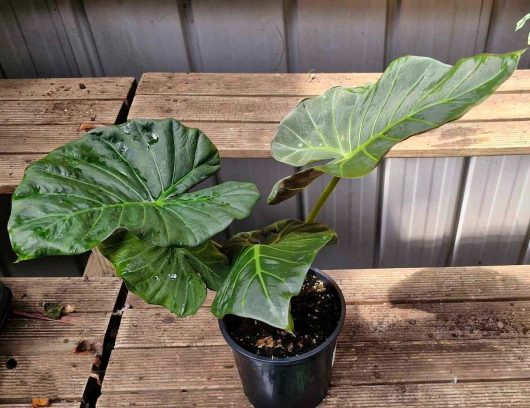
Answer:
xmin=282 ymin=0 xmax=298 ymax=73
xmin=7 ymin=0 xmax=38 ymax=76
xmin=445 ymin=156 xmax=471 ymax=266
xmin=373 ymin=159 xmax=387 ymax=268
xmin=57 ymin=0 xmax=105 ymax=76
xmin=178 ymin=0 xmax=202 ymax=72
xmin=383 ymin=0 xmax=400 ymax=68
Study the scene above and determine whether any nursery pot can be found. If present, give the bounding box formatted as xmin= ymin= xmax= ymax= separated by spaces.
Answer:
xmin=0 ymin=283 xmax=12 ymax=332
xmin=219 ymin=268 xmax=346 ymax=408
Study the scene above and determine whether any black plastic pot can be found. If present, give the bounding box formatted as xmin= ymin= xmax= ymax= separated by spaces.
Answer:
xmin=219 ymin=267 xmax=346 ymax=408
xmin=0 ymin=283 xmax=12 ymax=332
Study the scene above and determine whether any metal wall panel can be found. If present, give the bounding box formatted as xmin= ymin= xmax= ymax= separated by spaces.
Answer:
xmin=451 ymin=156 xmax=530 ymax=266
xmin=305 ymin=171 xmax=379 ymax=269
xmin=386 ymin=0 xmax=493 ymax=64
xmin=379 ymin=158 xmax=465 ymax=267
xmin=190 ymin=0 xmax=287 ymax=72
xmin=486 ymin=0 xmax=530 ymax=68
xmin=9 ymin=0 xmax=80 ymax=77
xmin=217 ymin=159 xmax=298 ymax=234
xmin=289 ymin=0 xmax=387 ymax=72
xmin=82 ymin=0 xmax=190 ymax=77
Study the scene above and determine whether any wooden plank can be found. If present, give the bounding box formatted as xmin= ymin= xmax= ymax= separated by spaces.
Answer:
xmin=137 ymin=71 xmax=530 ymax=95
xmin=0 ymin=124 xmax=88 ymax=153
xmin=101 ymin=339 xmax=530 ymax=393
xmin=126 ymin=265 xmax=530 ymax=309
xmin=0 ymin=77 xmax=134 ymax=100
xmin=0 ymin=312 xmax=109 ymax=353
xmin=0 ymin=278 xmax=121 ymax=403
xmin=0 ymin=351 xmax=99 ymax=401
xmin=1 ymin=277 xmax=122 ymax=312
xmin=120 ymin=119 xmax=530 ymax=159
xmin=1 ymin=404 xmax=78 ymax=408
xmin=2 ymin=125 xmax=528 ymax=211
xmin=115 ymin=300 xmax=530 ymax=349
xmin=129 ymin=92 xmax=530 ymax=123
xmin=0 ymin=99 xmax=125 ymax=125
xmin=98 ymin=381 xmax=530 ymax=408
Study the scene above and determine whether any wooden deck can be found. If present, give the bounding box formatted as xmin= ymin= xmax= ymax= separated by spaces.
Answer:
xmin=0 ymin=77 xmax=134 ymax=193
xmin=96 ymin=265 xmax=530 ymax=407
xmin=0 ymin=277 xmax=122 ymax=406
xmin=128 ymin=71 xmax=530 ymax=158
xmin=1 ymin=74 xmax=530 ymax=406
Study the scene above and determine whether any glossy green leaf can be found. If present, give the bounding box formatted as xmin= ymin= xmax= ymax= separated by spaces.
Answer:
xmin=269 ymin=51 xmax=523 ymax=204
xmin=211 ymin=220 xmax=337 ymax=331
xmin=9 ymin=119 xmax=260 ymax=260
xmin=100 ymin=232 xmax=230 ymax=316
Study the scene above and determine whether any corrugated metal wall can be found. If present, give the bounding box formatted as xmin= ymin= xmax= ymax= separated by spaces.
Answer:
xmin=0 ymin=0 xmax=529 ymax=274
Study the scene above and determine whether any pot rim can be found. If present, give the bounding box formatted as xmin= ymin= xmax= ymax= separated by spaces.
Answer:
xmin=218 ymin=267 xmax=346 ymax=365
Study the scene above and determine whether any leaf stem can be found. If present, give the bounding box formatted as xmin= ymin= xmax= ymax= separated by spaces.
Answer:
xmin=305 ymin=176 xmax=340 ymax=223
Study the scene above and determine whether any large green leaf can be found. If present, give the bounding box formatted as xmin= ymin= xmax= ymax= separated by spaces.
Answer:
xmin=269 ymin=51 xmax=523 ymax=204
xmin=9 ymin=119 xmax=260 ymax=260
xmin=100 ymin=231 xmax=229 ymax=316
xmin=211 ymin=220 xmax=337 ymax=331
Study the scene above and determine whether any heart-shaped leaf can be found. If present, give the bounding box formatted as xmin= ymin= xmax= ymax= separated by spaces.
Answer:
xmin=269 ymin=51 xmax=523 ymax=204
xmin=9 ymin=119 xmax=260 ymax=260
xmin=100 ymin=231 xmax=230 ymax=316
xmin=211 ymin=220 xmax=337 ymax=331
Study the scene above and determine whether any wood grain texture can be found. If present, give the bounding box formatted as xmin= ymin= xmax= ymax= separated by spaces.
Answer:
xmin=126 ymin=265 xmax=530 ymax=309
xmin=137 ymin=71 xmax=530 ymax=95
xmin=0 ymin=77 xmax=134 ymax=100
xmin=0 ymin=100 xmax=125 ymax=125
xmin=102 ymin=339 xmax=530 ymax=393
xmin=0 ymin=278 xmax=121 ymax=403
xmin=128 ymin=92 xmax=530 ymax=123
xmin=0 ymin=124 xmax=91 ymax=153
xmin=98 ymin=381 xmax=530 ymax=407
xmin=115 ymin=300 xmax=530 ymax=349
xmin=0 ymin=277 xmax=122 ymax=312
xmin=102 ymin=266 xmax=530 ymax=405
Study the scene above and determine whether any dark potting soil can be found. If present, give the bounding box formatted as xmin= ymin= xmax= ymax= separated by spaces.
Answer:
xmin=224 ymin=272 xmax=341 ymax=358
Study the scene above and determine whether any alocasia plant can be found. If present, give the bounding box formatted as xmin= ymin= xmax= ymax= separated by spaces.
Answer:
xmin=211 ymin=50 xmax=524 ymax=329
xmin=8 ymin=50 xmax=523 ymax=332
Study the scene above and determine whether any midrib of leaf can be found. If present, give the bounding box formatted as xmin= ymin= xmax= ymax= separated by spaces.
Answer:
xmin=99 ymin=137 xmax=154 ymax=201
xmin=132 ymin=121 xmax=165 ymax=193
xmin=253 ymin=245 xmax=271 ymax=302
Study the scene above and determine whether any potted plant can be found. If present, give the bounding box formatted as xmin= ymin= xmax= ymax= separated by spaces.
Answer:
xmin=8 ymin=50 xmax=522 ymax=408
